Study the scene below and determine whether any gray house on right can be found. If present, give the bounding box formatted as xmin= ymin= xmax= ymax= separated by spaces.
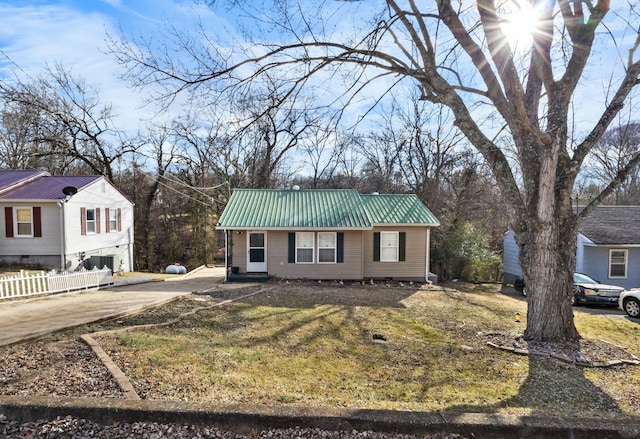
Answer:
xmin=503 ymin=206 xmax=640 ymax=290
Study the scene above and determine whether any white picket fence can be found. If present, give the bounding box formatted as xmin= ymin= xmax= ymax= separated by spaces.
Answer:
xmin=0 ymin=267 xmax=113 ymax=300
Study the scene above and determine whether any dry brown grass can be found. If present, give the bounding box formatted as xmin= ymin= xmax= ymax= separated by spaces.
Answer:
xmin=96 ymin=281 xmax=640 ymax=420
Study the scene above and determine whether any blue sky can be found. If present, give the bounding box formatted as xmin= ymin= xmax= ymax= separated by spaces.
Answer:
xmin=0 ymin=0 xmax=226 ymax=129
xmin=1 ymin=1 xmax=637 ymax=140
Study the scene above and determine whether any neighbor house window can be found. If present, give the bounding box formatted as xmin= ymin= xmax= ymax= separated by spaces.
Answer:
xmin=15 ymin=207 xmax=33 ymax=237
xmin=609 ymin=249 xmax=627 ymax=278
xmin=81 ymin=207 xmax=100 ymax=235
xmin=5 ymin=207 xmax=41 ymax=238
xmin=108 ymin=208 xmax=118 ymax=232
xmin=380 ymin=231 xmax=399 ymax=262
xmin=296 ymin=232 xmax=314 ymax=263
xmin=318 ymin=232 xmax=336 ymax=263
xmin=86 ymin=209 xmax=96 ymax=234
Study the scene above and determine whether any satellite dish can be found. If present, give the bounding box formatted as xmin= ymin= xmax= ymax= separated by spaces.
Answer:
xmin=62 ymin=186 xmax=78 ymax=196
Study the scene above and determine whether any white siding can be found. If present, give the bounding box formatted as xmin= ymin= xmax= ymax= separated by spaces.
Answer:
xmin=0 ymin=202 xmax=62 ymax=267
xmin=63 ymin=179 xmax=134 ymax=271
xmin=0 ymin=177 xmax=134 ymax=272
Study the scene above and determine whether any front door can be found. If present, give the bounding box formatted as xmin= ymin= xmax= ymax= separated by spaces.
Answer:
xmin=247 ymin=231 xmax=267 ymax=272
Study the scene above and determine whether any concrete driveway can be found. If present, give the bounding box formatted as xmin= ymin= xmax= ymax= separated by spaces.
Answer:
xmin=0 ymin=266 xmax=226 ymax=347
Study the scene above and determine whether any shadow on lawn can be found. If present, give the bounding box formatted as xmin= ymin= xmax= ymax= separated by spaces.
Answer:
xmin=446 ymin=354 xmax=627 ymax=421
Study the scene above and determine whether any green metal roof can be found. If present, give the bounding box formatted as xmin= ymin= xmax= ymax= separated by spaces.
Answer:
xmin=217 ymin=189 xmax=439 ymax=229
xmin=360 ymin=194 xmax=440 ymax=226
xmin=217 ymin=189 xmax=371 ymax=229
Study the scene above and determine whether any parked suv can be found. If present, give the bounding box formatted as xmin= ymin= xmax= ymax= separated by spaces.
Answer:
xmin=514 ymin=273 xmax=625 ymax=306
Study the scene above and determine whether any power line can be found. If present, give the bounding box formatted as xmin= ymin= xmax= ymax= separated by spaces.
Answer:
xmin=136 ymin=170 xmax=223 ymax=207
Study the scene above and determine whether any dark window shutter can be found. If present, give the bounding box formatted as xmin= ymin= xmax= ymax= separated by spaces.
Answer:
xmin=96 ymin=208 xmax=101 ymax=234
xmin=5 ymin=207 xmax=13 ymax=238
xmin=373 ymin=232 xmax=380 ymax=261
xmin=117 ymin=208 xmax=122 ymax=231
xmin=288 ymin=232 xmax=295 ymax=263
xmin=399 ymin=232 xmax=406 ymax=261
xmin=105 ymin=208 xmax=110 ymax=233
xmin=33 ymin=207 xmax=42 ymax=238
xmin=81 ymin=207 xmax=86 ymax=235
xmin=337 ymin=232 xmax=344 ymax=263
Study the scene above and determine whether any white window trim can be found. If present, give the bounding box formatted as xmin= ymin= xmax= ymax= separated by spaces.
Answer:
xmin=109 ymin=209 xmax=118 ymax=233
xmin=14 ymin=207 xmax=33 ymax=238
xmin=380 ymin=231 xmax=399 ymax=262
xmin=296 ymin=231 xmax=314 ymax=264
xmin=609 ymin=249 xmax=628 ymax=279
xmin=317 ymin=232 xmax=337 ymax=264
xmin=86 ymin=208 xmax=97 ymax=235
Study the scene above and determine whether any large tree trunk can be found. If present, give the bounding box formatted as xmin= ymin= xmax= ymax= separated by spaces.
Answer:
xmin=516 ymin=140 xmax=580 ymax=342
xmin=519 ymin=219 xmax=579 ymax=341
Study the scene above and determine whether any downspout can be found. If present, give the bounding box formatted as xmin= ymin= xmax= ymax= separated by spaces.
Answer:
xmin=128 ymin=227 xmax=134 ymax=271
xmin=224 ymin=230 xmax=228 ymax=282
xmin=58 ymin=201 xmax=66 ymax=271
xmin=425 ymin=227 xmax=431 ymax=283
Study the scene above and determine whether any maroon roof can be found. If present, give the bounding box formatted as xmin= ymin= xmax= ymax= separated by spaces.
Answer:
xmin=0 ymin=175 xmax=102 ymax=200
xmin=0 ymin=170 xmax=48 ymax=193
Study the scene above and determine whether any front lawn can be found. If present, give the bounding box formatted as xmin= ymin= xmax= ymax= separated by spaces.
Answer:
xmin=96 ymin=282 xmax=640 ymax=419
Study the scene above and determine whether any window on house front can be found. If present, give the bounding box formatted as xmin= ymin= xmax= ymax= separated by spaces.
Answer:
xmin=609 ymin=249 xmax=627 ymax=278
xmin=380 ymin=231 xmax=399 ymax=262
xmin=296 ymin=232 xmax=314 ymax=263
xmin=109 ymin=209 xmax=118 ymax=232
xmin=15 ymin=207 xmax=32 ymax=237
xmin=86 ymin=209 xmax=96 ymax=234
xmin=318 ymin=232 xmax=336 ymax=263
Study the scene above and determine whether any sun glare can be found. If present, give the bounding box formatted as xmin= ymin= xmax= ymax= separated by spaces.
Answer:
xmin=500 ymin=1 xmax=541 ymax=49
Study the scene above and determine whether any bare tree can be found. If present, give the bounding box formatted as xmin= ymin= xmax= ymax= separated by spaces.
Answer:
xmin=134 ymin=125 xmax=178 ymax=271
xmin=0 ymin=99 xmax=44 ymax=169
xmin=109 ymin=0 xmax=640 ymax=342
xmin=585 ymin=121 xmax=640 ymax=204
xmin=0 ymin=64 xmax=137 ymax=180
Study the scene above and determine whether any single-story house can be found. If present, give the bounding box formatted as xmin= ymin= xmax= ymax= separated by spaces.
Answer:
xmin=503 ymin=205 xmax=640 ymax=290
xmin=216 ymin=188 xmax=440 ymax=283
xmin=0 ymin=169 xmax=134 ymax=272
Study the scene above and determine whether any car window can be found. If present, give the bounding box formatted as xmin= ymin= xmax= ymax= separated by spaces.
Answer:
xmin=574 ymin=273 xmax=598 ymax=284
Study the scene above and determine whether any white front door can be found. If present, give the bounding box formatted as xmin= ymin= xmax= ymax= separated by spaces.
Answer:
xmin=247 ymin=231 xmax=267 ymax=272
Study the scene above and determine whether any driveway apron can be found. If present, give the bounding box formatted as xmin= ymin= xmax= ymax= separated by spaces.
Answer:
xmin=0 ymin=267 xmax=225 ymax=346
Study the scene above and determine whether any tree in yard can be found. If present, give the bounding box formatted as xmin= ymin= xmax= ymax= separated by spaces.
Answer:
xmin=0 ymin=64 xmax=136 ymax=180
xmin=110 ymin=1 xmax=640 ymax=342
xmin=585 ymin=121 xmax=640 ymax=204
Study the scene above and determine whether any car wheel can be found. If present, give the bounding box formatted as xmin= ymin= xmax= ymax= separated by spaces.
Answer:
xmin=571 ymin=292 xmax=580 ymax=306
xmin=623 ymin=298 xmax=640 ymax=318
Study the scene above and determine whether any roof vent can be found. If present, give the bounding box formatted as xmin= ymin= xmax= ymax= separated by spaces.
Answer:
xmin=292 ymin=185 xmax=300 ymax=190
xmin=371 ymin=191 xmax=379 ymax=195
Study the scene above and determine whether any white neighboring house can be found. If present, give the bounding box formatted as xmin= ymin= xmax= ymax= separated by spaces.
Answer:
xmin=0 ymin=169 xmax=134 ymax=272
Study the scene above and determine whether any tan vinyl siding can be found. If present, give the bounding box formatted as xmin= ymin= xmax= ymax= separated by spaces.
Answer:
xmin=363 ymin=226 xmax=428 ymax=281
xmin=266 ymin=230 xmax=363 ymax=280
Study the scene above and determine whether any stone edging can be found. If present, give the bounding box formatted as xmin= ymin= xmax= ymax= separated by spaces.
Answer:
xmin=79 ymin=286 xmax=277 ymax=398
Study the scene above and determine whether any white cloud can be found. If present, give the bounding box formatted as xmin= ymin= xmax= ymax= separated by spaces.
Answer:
xmin=0 ymin=3 xmax=158 ymax=131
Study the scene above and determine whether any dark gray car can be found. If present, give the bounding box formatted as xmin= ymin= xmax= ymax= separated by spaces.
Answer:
xmin=514 ymin=273 xmax=625 ymax=306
